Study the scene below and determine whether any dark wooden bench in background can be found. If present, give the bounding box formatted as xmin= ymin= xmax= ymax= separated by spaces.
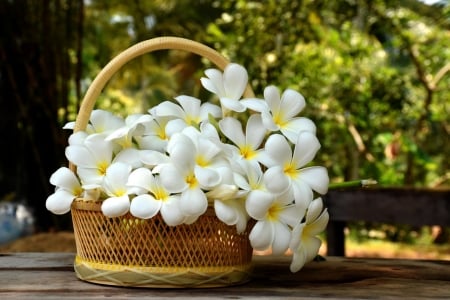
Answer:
xmin=323 ymin=187 xmax=450 ymax=256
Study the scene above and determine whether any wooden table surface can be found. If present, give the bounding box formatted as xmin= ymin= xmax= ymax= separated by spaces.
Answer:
xmin=0 ymin=253 xmax=449 ymax=299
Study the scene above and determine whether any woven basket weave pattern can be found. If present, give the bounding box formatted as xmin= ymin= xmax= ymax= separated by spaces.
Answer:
xmin=72 ymin=201 xmax=253 ymax=268
xmin=72 ymin=201 xmax=253 ymax=287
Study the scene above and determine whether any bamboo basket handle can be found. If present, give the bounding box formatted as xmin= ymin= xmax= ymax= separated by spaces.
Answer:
xmin=73 ymin=36 xmax=254 ymax=133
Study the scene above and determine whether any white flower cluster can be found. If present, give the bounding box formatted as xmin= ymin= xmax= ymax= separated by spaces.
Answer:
xmin=46 ymin=63 xmax=329 ymax=272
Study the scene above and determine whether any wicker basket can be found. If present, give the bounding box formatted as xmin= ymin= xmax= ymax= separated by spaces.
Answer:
xmin=70 ymin=37 xmax=254 ymax=288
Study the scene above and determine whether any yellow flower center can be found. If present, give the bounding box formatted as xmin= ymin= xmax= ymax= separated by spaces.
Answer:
xmin=267 ymin=203 xmax=282 ymax=221
xmin=118 ymin=137 xmax=133 ymax=148
xmin=284 ymin=162 xmax=298 ymax=179
xmin=273 ymin=112 xmax=288 ymax=128
xmin=186 ymin=173 xmax=198 ymax=189
xmin=73 ymin=186 xmax=83 ymax=197
xmin=240 ymin=144 xmax=256 ymax=160
xmin=97 ymin=161 xmax=109 ymax=176
xmin=114 ymin=188 xmax=126 ymax=197
xmin=196 ymin=155 xmax=209 ymax=167
xmin=153 ymin=186 xmax=169 ymax=201
xmin=156 ymin=125 xmax=166 ymax=140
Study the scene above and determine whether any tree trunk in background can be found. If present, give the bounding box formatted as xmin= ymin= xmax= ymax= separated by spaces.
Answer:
xmin=0 ymin=0 xmax=83 ymax=231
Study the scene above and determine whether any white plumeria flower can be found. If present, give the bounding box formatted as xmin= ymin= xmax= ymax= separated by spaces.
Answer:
xmin=159 ymin=129 xmax=226 ymax=218
xmin=201 ymin=63 xmax=249 ymax=113
xmin=207 ymin=166 xmax=249 ymax=233
xmin=63 ymin=109 xmax=125 ymax=135
xmin=214 ymin=197 xmax=248 ymax=233
xmin=135 ymin=116 xmax=172 ymax=152
xmin=251 ymin=86 xmax=317 ymax=143
xmin=100 ymin=162 xmax=132 ymax=217
xmin=289 ymin=197 xmax=329 ymax=272
xmin=233 ymin=160 xmax=274 ymax=220
xmin=105 ymin=113 xmax=153 ymax=148
xmin=249 ymin=190 xmax=304 ymax=255
xmin=45 ymin=167 xmax=82 ymax=214
xmin=65 ymin=134 xmax=114 ymax=187
xmin=219 ymin=114 xmax=267 ymax=162
xmin=150 ymin=95 xmax=222 ymax=127
xmin=65 ymin=133 xmax=141 ymax=187
xmin=262 ymin=132 xmax=329 ymax=210
xmin=127 ymin=167 xmax=185 ymax=226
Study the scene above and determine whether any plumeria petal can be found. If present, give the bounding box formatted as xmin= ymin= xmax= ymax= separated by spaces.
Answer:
xmin=281 ymin=117 xmax=316 ymax=139
xmin=263 ymin=134 xmax=292 ymax=167
xmin=263 ymin=166 xmax=291 ymax=194
xmin=130 ymin=194 xmax=161 ymax=219
xmin=280 ymin=89 xmax=305 ymax=119
xmin=220 ymin=98 xmax=247 ymax=112
xmin=180 ymin=187 xmax=208 ymax=216
xmin=245 ymin=190 xmax=274 ymax=220
xmin=89 ymin=109 xmax=124 ymax=134
xmin=249 ymin=220 xmax=274 ymax=251
xmin=214 ymin=200 xmax=238 ymax=226
xmin=49 ymin=167 xmax=81 ymax=192
xmin=101 ymin=195 xmax=130 ymax=217
xmin=246 ymin=114 xmax=266 ymax=149
xmin=292 ymin=132 xmax=321 ymax=168
xmin=290 ymin=243 xmax=308 ymax=273
xmin=305 ymin=197 xmax=324 ymax=224
xmin=271 ymin=222 xmax=291 ymax=255
xmin=127 ymin=167 xmax=154 ymax=190
xmin=45 ymin=190 xmax=75 ymax=215
xmin=308 ymin=209 xmax=329 ymax=236
xmin=219 ymin=117 xmax=245 ymax=146
xmin=201 ymin=68 xmax=224 ymax=95
xmin=263 ymin=85 xmax=281 ymax=113
xmin=297 ymin=166 xmax=329 ymax=195
xmin=160 ymin=197 xmax=185 ymax=226
xmin=223 ymin=63 xmax=248 ymax=100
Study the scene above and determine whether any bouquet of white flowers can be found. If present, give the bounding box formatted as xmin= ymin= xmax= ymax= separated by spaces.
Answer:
xmin=45 ymin=37 xmax=330 ymax=287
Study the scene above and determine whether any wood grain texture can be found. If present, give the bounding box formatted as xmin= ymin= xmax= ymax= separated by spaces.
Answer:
xmin=0 ymin=253 xmax=449 ymax=299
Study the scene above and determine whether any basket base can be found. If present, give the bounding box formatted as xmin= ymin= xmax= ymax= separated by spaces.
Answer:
xmin=74 ymin=256 xmax=253 ymax=288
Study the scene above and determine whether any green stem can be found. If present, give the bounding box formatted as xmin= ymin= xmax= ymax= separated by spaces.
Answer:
xmin=328 ymin=179 xmax=377 ymax=190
